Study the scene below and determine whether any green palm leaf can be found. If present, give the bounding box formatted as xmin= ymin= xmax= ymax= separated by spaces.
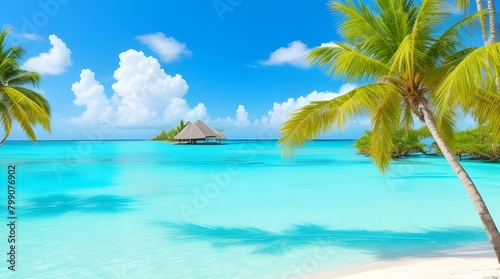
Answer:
xmin=0 ymin=102 xmax=12 ymax=145
xmin=279 ymin=83 xmax=397 ymax=158
xmin=307 ymin=42 xmax=390 ymax=82
xmin=435 ymin=42 xmax=500 ymax=122
xmin=369 ymin=89 xmax=402 ymax=171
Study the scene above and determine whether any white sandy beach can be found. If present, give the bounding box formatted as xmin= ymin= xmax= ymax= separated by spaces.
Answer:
xmin=323 ymin=257 xmax=499 ymax=279
xmin=311 ymin=246 xmax=500 ymax=279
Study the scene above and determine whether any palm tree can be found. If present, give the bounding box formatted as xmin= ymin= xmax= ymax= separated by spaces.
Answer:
xmin=278 ymin=0 xmax=500 ymax=263
xmin=0 ymin=29 xmax=51 ymax=146
xmin=176 ymin=120 xmax=188 ymax=134
xmin=168 ymin=120 xmax=188 ymax=141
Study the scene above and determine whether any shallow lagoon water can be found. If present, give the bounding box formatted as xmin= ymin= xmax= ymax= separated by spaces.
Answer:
xmin=0 ymin=140 xmax=499 ymax=278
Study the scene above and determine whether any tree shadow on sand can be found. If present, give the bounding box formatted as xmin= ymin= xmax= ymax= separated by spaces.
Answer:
xmin=21 ymin=194 xmax=136 ymax=217
xmin=159 ymin=222 xmax=488 ymax=259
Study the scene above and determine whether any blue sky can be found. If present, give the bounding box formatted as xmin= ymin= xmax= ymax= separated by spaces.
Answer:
xmin=0 ymin=0 xmax=493 ymax=140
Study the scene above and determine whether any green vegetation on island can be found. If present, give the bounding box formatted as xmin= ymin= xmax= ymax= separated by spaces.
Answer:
xmin=354 ymin=127 xmax=429 ymax=159
xmin=433 ymin=126 xmax=500 ymax=161
xmin=152 ymin=120 xmax=189 ymax=141
xmin=0 ymin=29 xmax=51 ymax=146
xmin=355 ymin=126 xmax=500 ymax=161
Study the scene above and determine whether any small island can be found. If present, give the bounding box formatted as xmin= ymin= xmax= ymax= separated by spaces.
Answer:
xmin=175 ymin=120 xmax=227 ymax=144
xmin=153 ymin=120 xmax=227 ymax=144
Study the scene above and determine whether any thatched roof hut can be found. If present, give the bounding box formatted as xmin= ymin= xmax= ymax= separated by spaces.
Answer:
xmin=174 ymin=120 xmax=227 ymax=144
xmin=174 ymin=123 xmax=205 ymax=140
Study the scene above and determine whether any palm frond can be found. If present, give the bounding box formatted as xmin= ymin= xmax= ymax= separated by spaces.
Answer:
xmin=453 ymin=0 xmax=488 ymax=43
xmin=424 ymin=46 xmax=477 ymax=86
xmin=431 ymin=103 xmax=458 ymax=147
xmin=413 ymin=0 xmax=450 ymax=41
xmin=435 ymin=42 xmax=500 ymax=115
xmin=329 ymin=0 xmax=394 ymax=55
xmin=5 ymin=70 xmax=41 ymax=87
xmin=410 ymin=0 xmax=451 ymax=71
xmin=369 ymin=88 xmax=402 ymax=172
xmin=7 ymin=45 xmax=26 ymax=61
xmin=378 ymin=0 xmax=417 ymax=44
xmin=2 ymin=87 xmax=51 ymax=136
xmin=0 ymin=29 xmax=9 ymax=49
xmin=400 ymin=100 xmax=415 ymax=131
xmin=428 ymin=10 xmax=485 ymax=62
xmin=307 ymin=42 xmax=390 ymax=82
xmin=279 ymin=83 xmax=398 ymax=157
xmin=0 ymin=88 xmax=37 ymax=142
xmin=389 ymin=35 xmax=414 ymax=78
xmin=454 ymin=0 xmax=470 ymax=11
xmin=464 ymin=88 xmax=500 ymax=142
xmin=12 ymin=87 xmax=51 ymax=131
xmin=0 ymin=102 xmax=12 ymax=146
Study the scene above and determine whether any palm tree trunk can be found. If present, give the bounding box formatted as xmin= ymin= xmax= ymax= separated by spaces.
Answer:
xmin=421 ymin=106 xmax=500 ymax=263
xmin=487 ymin=0 xmax=497 ymax=44
xmin=485 ymin=0 xmax=500 ymax=92
xmin=477 ymin=0 xmax=488 ymax=45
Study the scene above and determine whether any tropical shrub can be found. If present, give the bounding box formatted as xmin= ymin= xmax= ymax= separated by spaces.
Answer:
xmin=432 ymin=125 xmax=500 ymax=160
xmin=152 ymin=120 xmax=189 ymax=141
xmin=354 ymin=127 xmax=428 ymax=158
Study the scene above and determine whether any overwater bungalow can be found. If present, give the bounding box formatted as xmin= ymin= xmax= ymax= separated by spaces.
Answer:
xmin=174 ymin=120 xmax=227 ymax=144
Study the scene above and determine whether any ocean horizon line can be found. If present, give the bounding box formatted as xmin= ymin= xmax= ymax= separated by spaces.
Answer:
xmin=4 ymin=138 xmax=357 ymax=142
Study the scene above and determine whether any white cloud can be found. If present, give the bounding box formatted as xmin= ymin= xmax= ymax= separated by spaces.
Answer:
xmin=214 ymin=84 xmax=357 ymax=130
xmin=259 ymin=41 xmax=341 ymax=69
xmin=262 ymin=90 xmax=345 ymax=128
xmin=71 ymin=49 xmax=206 ymax=127
xmin=211 ymin=105 xmax=250 ymax=128
xmin=111 ymin=49 xmax=193 ymax=125
xmin=320 ymin=42 xmax=339 ymax=48
xmin=243 ymin=63 xmax=258 ymax=69
xmin=14 ymin=32 xmax=42 ymax=41
xmin=1 ymin=26 xmax=42 ymax=41
xmin=70 ymin=69 xmax=113 ymax=124
xmin=163 ymin=98 xmax=208 ymax=123
xmin=20 ymin=33 xmax=41 ymax=40
xmin=23 ymin=34 xmax=72 ymax=75
xmin=235 ymin=105 xmax=250 ymax=126
xmin=184 ymin=103 xmax=208 ymax=122
xmin=260 ymin=40 xmax=310 ymax=68
xmin=338 ymin=83 xmax=357 ymax=95
xmin=136 ymin=32 xmax=192 ymax=63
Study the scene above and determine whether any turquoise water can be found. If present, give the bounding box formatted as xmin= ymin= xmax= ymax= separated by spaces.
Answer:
xmin=0 ymin=140 xmax=499 ymax=279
